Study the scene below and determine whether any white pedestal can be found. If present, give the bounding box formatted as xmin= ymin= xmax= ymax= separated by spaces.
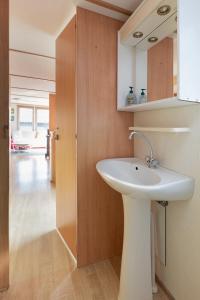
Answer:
xmin=118 ymin=195 xmax=153 ymax=300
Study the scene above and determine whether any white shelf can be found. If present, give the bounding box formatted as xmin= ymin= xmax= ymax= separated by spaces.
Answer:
xmin=118 ymin=97 xmax=196 ymax=112
xmin=129 ymin=127 xmax=190 ymax=133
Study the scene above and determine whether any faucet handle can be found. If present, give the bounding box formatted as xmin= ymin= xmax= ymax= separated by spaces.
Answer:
xmin=150 ymin=159 xmax=159 ymax=168
xmin=145 ymin=156 xmax=159 ymax=168
xmin=145 ymin=156 xmax=151 ymax=166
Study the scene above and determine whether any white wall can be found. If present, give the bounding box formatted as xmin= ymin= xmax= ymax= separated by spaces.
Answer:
xmin=10 ymin=16 xmax=56 ymax=57
xmin=134 ymin=104 xmax=200 ymax=299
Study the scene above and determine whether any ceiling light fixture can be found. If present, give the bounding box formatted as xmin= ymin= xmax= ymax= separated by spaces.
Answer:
xmin=157 ymin=5 xmax=171 ymax=16
xmin=148 ymin=37 xmax=158 ymax=43
xmin=133 ymin=31 xmax=143 ymax=38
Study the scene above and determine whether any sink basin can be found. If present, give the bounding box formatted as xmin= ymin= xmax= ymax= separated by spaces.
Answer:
xmin=96 ymin=158 xmax=194 ymax=201
xmin=96 ymin=157 xmax=194 ymax=300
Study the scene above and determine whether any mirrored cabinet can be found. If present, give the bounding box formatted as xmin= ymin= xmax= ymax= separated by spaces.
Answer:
xmin=118 ymin=0 xmax=200 ymax=112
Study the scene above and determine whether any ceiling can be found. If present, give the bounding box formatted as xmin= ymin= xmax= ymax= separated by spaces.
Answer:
xmin=10 ymin=0 xmax=76 ymax=106
xmin=9 ymin=0 xmax=143 ymax=107
xmin=10 ymin=0 xmax=76 ymax=37
xmin=10 ymin=0 xmax=143 ymax=41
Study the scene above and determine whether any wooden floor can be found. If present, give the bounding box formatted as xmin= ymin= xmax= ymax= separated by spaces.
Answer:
xmin=0 ymin=153 xmax=168 ymax=300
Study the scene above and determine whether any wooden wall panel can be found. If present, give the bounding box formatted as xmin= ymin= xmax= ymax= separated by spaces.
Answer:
xmin=56 ymin=18 xmax=77 ymax=258
xmin=76 ymin=8 xmax=133 ymax=266
xmin=49 ymin=94 xmax=56 ymax=184
xmin=147 ymin=37 xmax=174 ymax=101
xmin=0 ymin=0 xmax=9 ymax=291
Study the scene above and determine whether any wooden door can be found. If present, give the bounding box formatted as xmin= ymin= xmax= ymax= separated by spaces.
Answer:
xmin=49 ymin=94 xmax=56 ymax=184
xmin=76 ymin=8 xmax=133 ymax=267
xmin=0 ymin=0 xmax=9 ymax=291
xmin=56 ymin=17 xmax=77 ymax=258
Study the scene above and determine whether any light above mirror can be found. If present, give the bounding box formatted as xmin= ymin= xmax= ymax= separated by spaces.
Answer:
xmin=133 ymin=31 xmax=143 ymax=38
xmin=157 ymin=5 xmax=171 ymax=16
xmin=148 ymin=37 xmax=158 ymax=43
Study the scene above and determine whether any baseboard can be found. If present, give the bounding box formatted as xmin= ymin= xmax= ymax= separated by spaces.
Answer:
xmin=56 ymin=228 xmax=77 ymax=266
xmin=156 ymin=275 xmax=175 ymax=300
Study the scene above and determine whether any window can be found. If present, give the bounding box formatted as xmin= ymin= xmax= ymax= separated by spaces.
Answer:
xmin=36 ymin=108 xmax=49 ymax=133
xmin=18 ymin=107 xmax=34 ymax=131
xmin=35 ymin=108 xmax=49 ymax=147
xmin=17 ymin=106 xmax=49 ymax=147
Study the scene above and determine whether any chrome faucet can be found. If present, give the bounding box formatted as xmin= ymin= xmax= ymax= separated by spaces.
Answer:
xmin=129 ymin=131 xmax=159 ymax=168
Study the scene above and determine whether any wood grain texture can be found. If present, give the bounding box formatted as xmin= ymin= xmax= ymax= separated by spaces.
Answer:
xmin=0 ymin=0 xmax=9 ymax=291
xmin=55 ymin=17 xmax=77 ymax=258
xmin=147 ymin=38 xmax=174 ymax=101
xmin=76 ymin=8 xmax=133 ymax=266
xmin=49 ymin=94 xmax=56 ymax=133
xmin=85 ymin=0 xmax=132 ymax=16
xmin=49 ymin=94 xmax=56 ymax=184
xmin=109 ymin=256 xmax=169 ymax=300
xmin=0 ymin=153 xmax=168 ymax=299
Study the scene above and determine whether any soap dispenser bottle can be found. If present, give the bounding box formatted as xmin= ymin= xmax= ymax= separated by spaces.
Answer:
xmin=127 ymin=86 xmax=137 ymax=105
xmin=139 ymin=89 xmax=147 ymax=104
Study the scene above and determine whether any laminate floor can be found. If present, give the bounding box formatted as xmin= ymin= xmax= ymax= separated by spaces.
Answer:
xmin=0 ymin=153 xmax=169 ymax=300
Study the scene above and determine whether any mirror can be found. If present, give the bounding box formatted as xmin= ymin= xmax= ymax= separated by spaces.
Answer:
xmin=118 ymin=0 xmax=200 ymax=108
xmin=135 ymin=7 xmax=177 ymax=103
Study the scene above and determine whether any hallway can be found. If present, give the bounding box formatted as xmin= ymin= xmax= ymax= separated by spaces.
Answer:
xmin=1 ymin=153 xmax=120 ymax=300
xmin=0 ymin=153 xmax=168 ymax=300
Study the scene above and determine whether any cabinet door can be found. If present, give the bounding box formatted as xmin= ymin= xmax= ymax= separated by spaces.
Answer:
xmin=56 ymin=17 xmax=77 ymax=258
xmin=178 ymin=0 xmax=200 ymax=102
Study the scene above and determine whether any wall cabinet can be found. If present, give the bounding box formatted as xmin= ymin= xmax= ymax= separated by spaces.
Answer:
xmin=118 ymin=0 xmax=200 ymax=112
xmin=56 ymin=8 xmax=133 ymax=267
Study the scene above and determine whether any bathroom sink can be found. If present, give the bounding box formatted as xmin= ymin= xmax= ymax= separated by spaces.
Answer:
xmin=96 ymin=157 xmax=194 ymax=300
xmin=96 ymin=158 xmax=194 ymax=201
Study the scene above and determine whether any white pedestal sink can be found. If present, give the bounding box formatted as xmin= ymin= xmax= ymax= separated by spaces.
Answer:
xmin=96 ymin=158 xmax=194 ymax=300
